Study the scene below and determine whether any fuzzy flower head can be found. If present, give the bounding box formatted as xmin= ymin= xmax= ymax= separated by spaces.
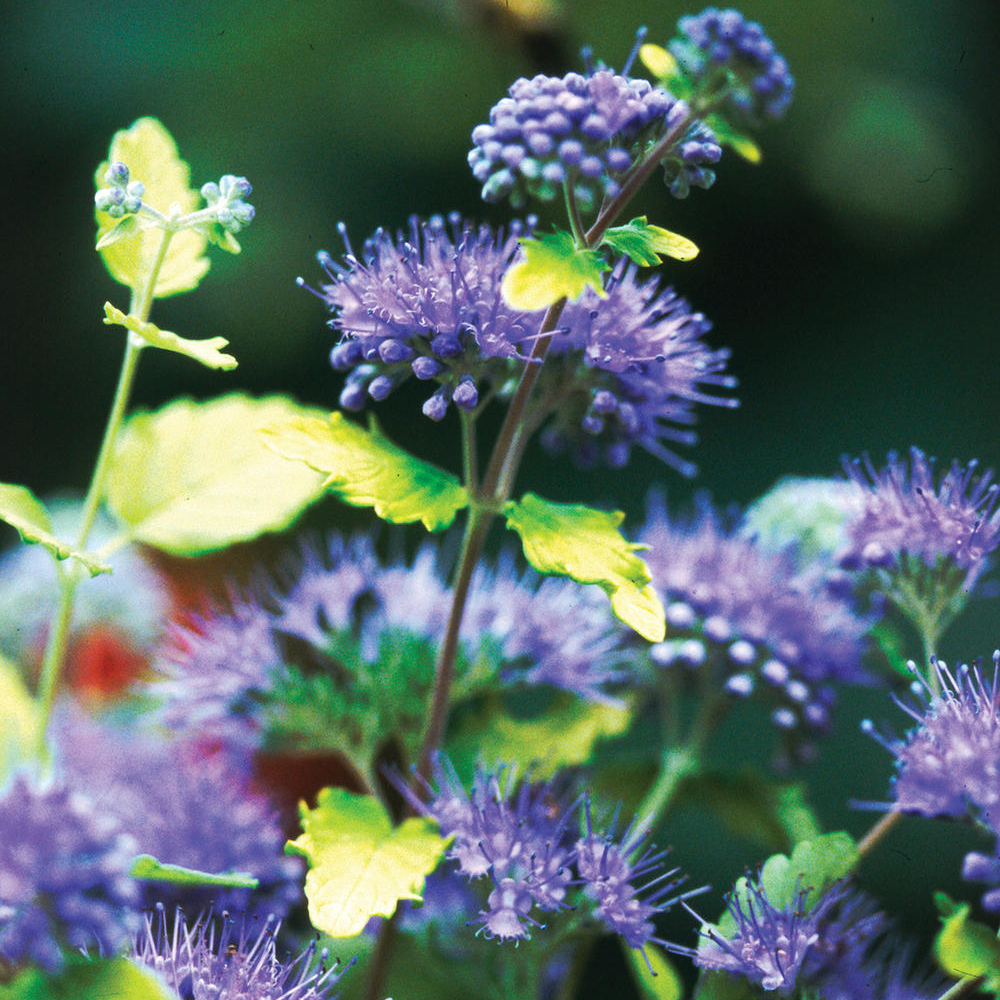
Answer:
xmin=693 ymin=878 xmax=843 ymax=994
xmin=669 ymin=7 xmax=795 ymax=124
xmin=396 ymin=757 xmax=699 ymax=954
xmin=864 ymin=652 xmax=1000 ymax=824
xmin=539 ymin=260 xmax=737 ymax=473
xmin=132 ymin=904 xmax=347 ymax=1000
xmin=301 ymin=213 xmax=541 ymax=421
xmin=0 ymin=776 xmax=140 ymax=971
xmin=840 ymin=448 xmax=1000 ymax=574
xmin=640 ymin=499 xmax=871 ymax=760
xmin=52 ymin=705 xmax=303 ymax=918
xmin=469 ymin=60 xmax=721 ymax=210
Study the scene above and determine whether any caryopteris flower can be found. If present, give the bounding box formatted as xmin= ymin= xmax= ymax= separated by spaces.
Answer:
xmin=0 ymin=776 xmax=140 ymax=971
xmin=639 ymin=498 xmax=871 ymax=758
xmin=863 ymin=652 xmax=1000 ymax=824
xmin=692 ymin=878 xmax=842 ymax=993
xmin=132 ymin=904 xmax=347 ymax=1000
xmin=300 ymin=213 xmax=540 ymax=420
xmin=200 ymin=174 xmax=255 ymax=234
xmin=94 ymin=161 xmax=145 ymax=217
xmin=539 ymin=260 xmax=737 ymax=473
xmin=469 ymin=67 xmax=720 ymax=210
xmin=669 ymin=7 xmax=795 ymax=124
xmin=840 ymin=448 xmax=1000 ymax=573
xmin=53 ymin=706 xmax=303 ymax=918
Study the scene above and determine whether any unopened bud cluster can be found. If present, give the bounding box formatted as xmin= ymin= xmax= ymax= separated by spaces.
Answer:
xmin=201 ymin=174 xmax=255 ymax=234
xmin=94 ymin=161 xmax=145 ymax=217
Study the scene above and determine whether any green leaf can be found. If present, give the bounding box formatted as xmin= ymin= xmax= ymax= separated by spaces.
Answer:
xmin=0 ymin=654 xmax=42 ymax=785
xmin=602 ymin=216 xmax=699 ymax=266
xmin=105 ymin=394 xmax=328 ymax=555
xmin=504 ymin=493 xmax=666 ymax=641
xmin=639 ymin=43 xmax=680 ymax=81
xmin=447 ymin=694 xmax=634 ymax=781
xmin=286 ymin=787 xmax=450 ymax=938
xmin=103 ymin=301 xmax=237 ymax=370
xmin=0 ymin=958 xmax=176 ymax=1000
xmin=0 ymin=482 xmax=111 ymax=576
xmin=95 ymin=116 xmax=210 ymax=298
xmin=935 ymin=893 xmax=1000 ymax=993
xmin=260 ymin=411 xmax=470 ymax=532
xmin=674 ymin=769 xmax=821 ymax=854
xmin=624 ymin=940 xmax=684 ymax=1000
xmin=705 ymin=113 xmax=763 ymax=164
xmin=130 ymin=853 xmax=258 ymax=888
xmin=500 ymin=229 xmax=610 ymax=311
xmin=749 ymin=832 xmax=858 ymax=915
xmin=94 ymin=214 xmax=141 ymax=250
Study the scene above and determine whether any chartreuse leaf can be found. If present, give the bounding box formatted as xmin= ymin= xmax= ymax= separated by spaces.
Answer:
xmin=705 ymin=113 xmax=762 ymax=164
xmin=95 ymin=117 xmax=210 ymax=297
xmin=0 ymin=483 xmax=110 ymax=576
xmin=286 ymin=787 xmax=450 ymax=938
xmin=624 ymin=940 xmax=683 ymax=1000
xmin=0 ymin=654 xmax=41 ymax=784
xmin=737 ymin=832 xmax=857 ymax=920
xmin=0 ymin=958 xmax=175 ymax=1000
xmin=935 ymin=893 xmax=1000 ymax=993
xmin=639 ymin=43 xmax=680 ymax=80
xmin=602 ymin=216 xmax=699 ymax=266
xmin=103 ymin=301 xmax=237 ymax=370
xmin=447 ymin=694 xmax=634 ymax=782
xmin=692 ymin=970 xmax=761 ymax=1000
xmin=130 ymin=853 xmax=258 ymax=889
xmin=105 ymin=394 xmax=327 ymax=555
xmin=500 ymin=229 xmax=610 ymax=311
xmin=504 ymin=493 xmax=666 ymax=642
xmin=260 ymin=411 xmax=470 ymax=532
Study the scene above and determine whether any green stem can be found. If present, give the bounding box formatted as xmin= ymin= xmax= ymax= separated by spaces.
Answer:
xmin=563 ymin=183 xmax=585 ymax=246
xmin=855 ymin=809 xmax=903 ymax=862
xmin=936 ymin=976 xmax=986 ymax=1000
xmin=634 ymin=745 xmax=700 ymax=835
xmin=35 ymin=228 xmax=173 ymax=751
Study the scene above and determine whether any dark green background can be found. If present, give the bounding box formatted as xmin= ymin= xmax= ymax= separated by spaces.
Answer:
xmin=3 ymin=0 xmax=999 ymax=979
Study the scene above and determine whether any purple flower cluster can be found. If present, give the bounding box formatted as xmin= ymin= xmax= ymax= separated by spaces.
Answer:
xmin=670 ymin=7 xmax=794 ymax=123
xmin=0 ymin=776 xmax=140 ymax=971
xmin=866 ymin=652 xmax=1000 ymax=911
xmin=399 ymin=757 xmax=694 ymax=955
xmin=52 ymin=706 xmax=303 ymax=918
xmin=469 ymin=70 xmax=720 ymax=210
xmin=639 ymin=499 xmax=871 ymax=757
xmin=132 ymin=904 xmax=347 ymax=1000
xmin=542 ymin=260 xmax=737 ymax=473
xmin=840 ymin=448 xmax=1000 ymax=573
xmin=148 ymin=534 xmax=628 ymax=752
xmin=301 ymin=214 xmax=539 ymax=421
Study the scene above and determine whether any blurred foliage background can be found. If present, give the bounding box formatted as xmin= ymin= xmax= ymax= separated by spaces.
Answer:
xmin=2 ymin=0 xmax=999 ymax=973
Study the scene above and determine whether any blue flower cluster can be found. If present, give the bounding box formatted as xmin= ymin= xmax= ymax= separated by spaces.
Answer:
xmin=542 ymin=261 xmax=737 ymax=473
xmin=132 ymin=904 xmax=346 ymax=1000
xmin=302 ymin=214 xmax=540 ymax=421
xmin=397 ymin=757 xmax=695 ymax=953
xmin=469 ymin=70 xmax=721 ymax=210
xmin=94 ymin=161 xmax=145 ymax=217
xmin=670 ymin=7 xmax=795 ymax=123
xmin=0 ymin=777 xmax=140 ymax=971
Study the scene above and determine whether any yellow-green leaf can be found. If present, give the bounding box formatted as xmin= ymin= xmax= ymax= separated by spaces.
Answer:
xmin=286 ymin=787 xmax=449 ymax=938
xmin=103 ymin=301 xmax=237 ymax=370
xmin=639 ymin=43 xmax=680 ymax=81
xmin=447 ymin=695 xmax=634 ymax=781
xmin=935 ymin=893 xmax=1000 ymax=992
xmin=130 ymin=854 xmax=259 ymax=889
xmin=94 ymin=117 xmax=210 ymax=297
xmin=105 ymin=394 xmax=328 ymax=555
xmin=602 ymin=216 xmax=699 ymax=266
xmin=0 ymin=958 xmax=176 ymax=1000
xmin=260 ymin=411 xmax=470 ymax=532
xmin=706 ymin=113 xmax=763 ymax=164
xmin=501 ymin=230 xmax=609 ymax=311
xmin=0 ymin=483 xmax=111 ymax=576
xmin=0 ymin=654 xmax=41 ymax=784
xmin=624 ymin=939 xmax=684 ymax=1000
xmin=504 ymin=493 xmax=666 ymax=642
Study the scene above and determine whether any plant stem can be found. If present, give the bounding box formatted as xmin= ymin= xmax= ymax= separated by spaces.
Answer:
xmin=362 ymin=913 xmax=399 ymax=1000
xmin=634 ymin=745 xmax=700 ymax=835
xmin=855 ymin=809 xmax=903 ymax=862
xmin=35 ymin=228 xmax=173 ymax=751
